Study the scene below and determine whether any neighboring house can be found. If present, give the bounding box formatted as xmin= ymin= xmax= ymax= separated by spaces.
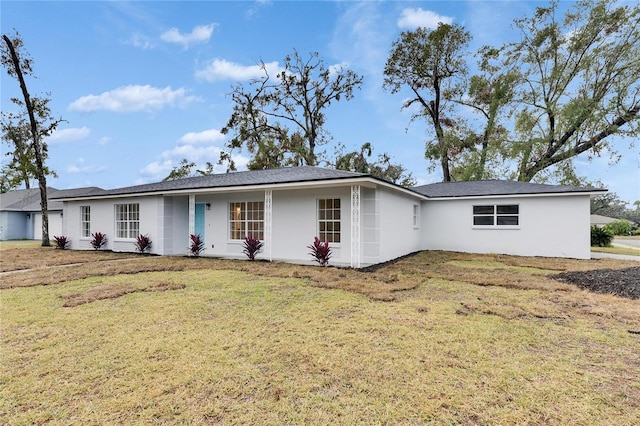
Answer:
xmin=53 ymin=166 xmax=606 ymax=266
xmin=0 ymin=187 xmax=102 ymax=241
xmin=590 ymin=214 xmax=618 ymax=227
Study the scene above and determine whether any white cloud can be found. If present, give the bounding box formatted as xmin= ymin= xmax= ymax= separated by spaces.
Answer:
xmin=178 ymin=129 xmax=226 ymax=145
xmin=128 ymin=33 xmax=154 ymax=50
xmin=46 ymin=127 xmax=90 ymax=144
xmin=68 ymin=85 xmax=201 ymax=113
xmin=66 ymin=158 xmax=107 ymax=174
xmin=397 ymin=8 xmax=453 ymax=29
xmin=160 ymin=24 xmax=215 ymax=49
xmin=195 ymin=59 xmax=283 ymax=82
xmin=97 ymin=136 xmax=110 ymax=146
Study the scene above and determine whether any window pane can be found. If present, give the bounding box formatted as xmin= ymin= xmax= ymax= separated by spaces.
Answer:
xmin=473 ymin=205 xmax=494 ymax=215
xmin=497 ymin=205 xmax=518 ymax=214
xmin=474 ymin=216 xmax=494 ymax=226
xmin=497 ymin=216 xmax=519 ymax=226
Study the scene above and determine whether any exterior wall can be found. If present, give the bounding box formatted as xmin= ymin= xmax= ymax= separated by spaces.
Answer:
xmin=194 ymin=187 xmax=355 ymax=266
xmin=377 ymin=188 xmax=423 ymax=261
xmin=0 ymin=211 xmax=30 ymax=240
xmin=33 ymin=211 xmax=63 ymax=241
xmin=422 ymin=194 xmax=592 ymax=259
xmin=63 ymin=196 xmax=164 ymax=253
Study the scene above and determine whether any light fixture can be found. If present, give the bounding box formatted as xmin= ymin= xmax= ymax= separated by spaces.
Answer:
xmin=205 ymin=203 xmax=211 ymax=210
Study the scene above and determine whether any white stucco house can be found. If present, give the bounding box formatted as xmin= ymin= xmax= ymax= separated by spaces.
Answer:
xmin=52 ymin=166 xmax=606 ymax=267
xmin=0 ymin=187 xmax=102 ymax=241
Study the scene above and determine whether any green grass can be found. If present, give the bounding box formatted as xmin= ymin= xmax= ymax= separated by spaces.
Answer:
xmin=591 ymin=246 xmax=640 ymax=256
xmin=2 ymin=255 xmax=640 ymax=424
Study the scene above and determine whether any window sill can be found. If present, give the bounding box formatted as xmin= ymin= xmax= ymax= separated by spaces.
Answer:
xmin=472 ymin=226 xmax=520 ymax=230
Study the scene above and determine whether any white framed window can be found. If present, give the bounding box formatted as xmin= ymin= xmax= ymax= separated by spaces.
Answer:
xmin=229 ymin=201 xmax=264 ymax=240
xmin=318 ymin=198 xmax=341 ymax=243
xmin=80 ymin=206 xmax=90 ymax=237
xmin=473 ymin=204 xmax=519 ymax=227
xmin=115 ymin=203 xmax=139 ymax=239
xmin=413 ymin=204 xmax=420 ymax=228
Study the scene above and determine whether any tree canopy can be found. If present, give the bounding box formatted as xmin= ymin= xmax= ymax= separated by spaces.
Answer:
xmin=334 ymin=142 xmax=416 ymax=187
xmin=221 ymin=50 xmax=363 ymax=171
xmin=383 ymin=0 xmax=639 ymax=184
xmin=2 ymin=31 xmax=63 ymax=245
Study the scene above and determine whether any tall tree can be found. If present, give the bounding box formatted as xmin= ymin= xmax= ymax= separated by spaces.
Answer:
xmin=221 ymin=50 xmax=363 ymax=170
xmin=1 ymin=120 xmax=57 ymax=191
xmin=505 ymin=0 xmax=640 ymax=182
xmin=383 ymin=23 xmax=471 ymax=182
xmin=2 ymin=32 xmax=63 ymax=246
xmin=163 ymin=158 xmax=215 ymax=181
xmin=334 ymin=142 xmax=416 ymax=187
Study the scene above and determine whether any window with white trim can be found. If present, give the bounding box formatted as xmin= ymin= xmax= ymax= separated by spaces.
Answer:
xmin=413 ymin=204 xmax=420 ymax=228
xmin=229 ymin=201 xmax=264 ymax=240
xmin=318 ymin=198 xmax=341 ymax=243
xmin=473 ymin=204 xmax=519 ymax=226
xmin=115 ymin=203 xmax=139 ymax=239
xmin=81 ymin=206 xmax=90 ymax=237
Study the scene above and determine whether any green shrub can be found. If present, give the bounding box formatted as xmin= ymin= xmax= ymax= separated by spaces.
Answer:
xmin=591 ymin=226 xmax=613 ymax=247
xmin=603 ymin=219 xmax=632 ymax=236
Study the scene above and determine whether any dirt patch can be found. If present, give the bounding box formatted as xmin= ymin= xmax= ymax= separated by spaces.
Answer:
xmin=62 ymin=281 xmax=186 ymax=307
xmin=552 ymin=267 xmax=640 ymax=300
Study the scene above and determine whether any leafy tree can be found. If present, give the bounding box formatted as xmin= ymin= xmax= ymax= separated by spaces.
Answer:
xmin=590 ymin=191 xmax=629 ymax=218
xmin=1 ymin=120 xmax=57 ymax=192
xmin=383 ymin=23 xmax=471 ymax=182
xmin=163 ymin=158 xmax=215 ymax=181
xmin=2 ymin=32 xmax=64 ymax=246
xmin=221 ymin=50 xmax=363 ymax=170
xmin=448 ymin=47 xmax=518 ymax=181
xmin=504 ymin=0 xmax=640 ymax=182
xmin=335 ymin=142 xmax=416 ymax=187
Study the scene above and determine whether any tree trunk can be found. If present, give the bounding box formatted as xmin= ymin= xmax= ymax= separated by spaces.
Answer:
xmin=3 ymin=35 xmax=50 ymax=246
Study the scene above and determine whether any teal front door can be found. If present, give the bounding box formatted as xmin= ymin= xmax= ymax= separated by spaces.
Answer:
xmin=195 ymin=203 xmax=205 ymax=242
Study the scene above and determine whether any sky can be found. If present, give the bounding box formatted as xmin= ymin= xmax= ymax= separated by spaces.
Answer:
xmin=1 ymin=0 xmax=638 ymax=204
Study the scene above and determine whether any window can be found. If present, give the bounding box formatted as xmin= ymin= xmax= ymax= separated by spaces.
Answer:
xmin=81 ymin=206 xmax=90 ymax=237
xmin=318 ymin=198 xmax=341 ymax=243
xmin=473 ymin=204 xmax=519 ymax=227
xmin=413 ymin=204 xmax=420 ymax=228
xmin=115 ymin=203 xmax=139 ymax=239
xmin=229 ymin=201 xmax=264 ymax=240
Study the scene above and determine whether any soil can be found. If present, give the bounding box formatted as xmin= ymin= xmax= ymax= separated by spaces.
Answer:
xmin=553 ymin=267 xmax=640 ymax=300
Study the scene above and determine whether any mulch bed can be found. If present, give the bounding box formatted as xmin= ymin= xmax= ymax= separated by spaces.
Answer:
xmin=553 ymin=267 xmax=640 ymax=300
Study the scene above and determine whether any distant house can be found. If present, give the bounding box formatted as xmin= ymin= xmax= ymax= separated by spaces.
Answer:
xmin=590 ymin=214 xmax=619 ymax=227
xmin=0 ymin=187 xmax=102 ymax=241
xmin=53 ymin=166 xmax=606 ymax=266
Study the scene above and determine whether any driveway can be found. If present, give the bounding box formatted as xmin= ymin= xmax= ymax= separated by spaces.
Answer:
xmin=591 ymin=237 xmax=640 ymax=261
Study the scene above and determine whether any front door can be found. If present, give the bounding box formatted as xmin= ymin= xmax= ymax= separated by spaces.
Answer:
xmin=194 ymin=203 xmax=205 ymax=242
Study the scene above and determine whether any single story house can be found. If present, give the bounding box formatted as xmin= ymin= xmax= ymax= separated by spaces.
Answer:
xmin=590 ymin=214 xmax=619 ymax=227
xmin=52 ymin=166 xmax=606 ymax=267
xmin=0 ymin=187 xmax=102 ymax=241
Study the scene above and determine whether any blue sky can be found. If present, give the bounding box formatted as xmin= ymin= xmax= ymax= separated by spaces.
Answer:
xmin=1 ymin=1 xmax=638 ymax=204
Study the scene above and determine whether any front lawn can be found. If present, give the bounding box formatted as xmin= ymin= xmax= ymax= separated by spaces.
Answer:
xmin=1 ymin=247 xmax=639 ymax=424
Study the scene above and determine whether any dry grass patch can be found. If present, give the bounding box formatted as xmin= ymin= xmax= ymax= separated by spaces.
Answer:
xmin=2 ymin=268 xmax=639 ymax=424
xmin=61 ymin=281 xmax=186 ymax=307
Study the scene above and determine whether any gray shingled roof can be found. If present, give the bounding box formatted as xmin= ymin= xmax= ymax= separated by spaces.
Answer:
xmin=1 ymin=187 xmax=103 ymax=211
xmin=52 ymin=166 xmax=368 ymax=199
xmin=413 ymin=180 xmax=606 ymax=198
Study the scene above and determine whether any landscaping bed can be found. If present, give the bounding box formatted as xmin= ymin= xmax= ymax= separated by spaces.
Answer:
xmin=553 ymin=266 xmax=640 ymax=299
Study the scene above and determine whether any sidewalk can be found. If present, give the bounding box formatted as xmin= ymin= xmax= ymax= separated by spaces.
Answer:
xmin=591 ymin=239 xmax=640 ymax=261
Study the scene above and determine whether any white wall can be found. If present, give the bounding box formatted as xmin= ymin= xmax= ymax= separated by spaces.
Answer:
xmin=194 ymin=187 xmax=353 ymax=266
xmin=63 ymin=196 xmax=164 ymax=253
xmin=34 ymin=211 xmax=63 ymax=241
xmin=377 ymin=188 xmax=423 ymax=261
xmin=422 ymin=194 xmax=592 ymax=259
